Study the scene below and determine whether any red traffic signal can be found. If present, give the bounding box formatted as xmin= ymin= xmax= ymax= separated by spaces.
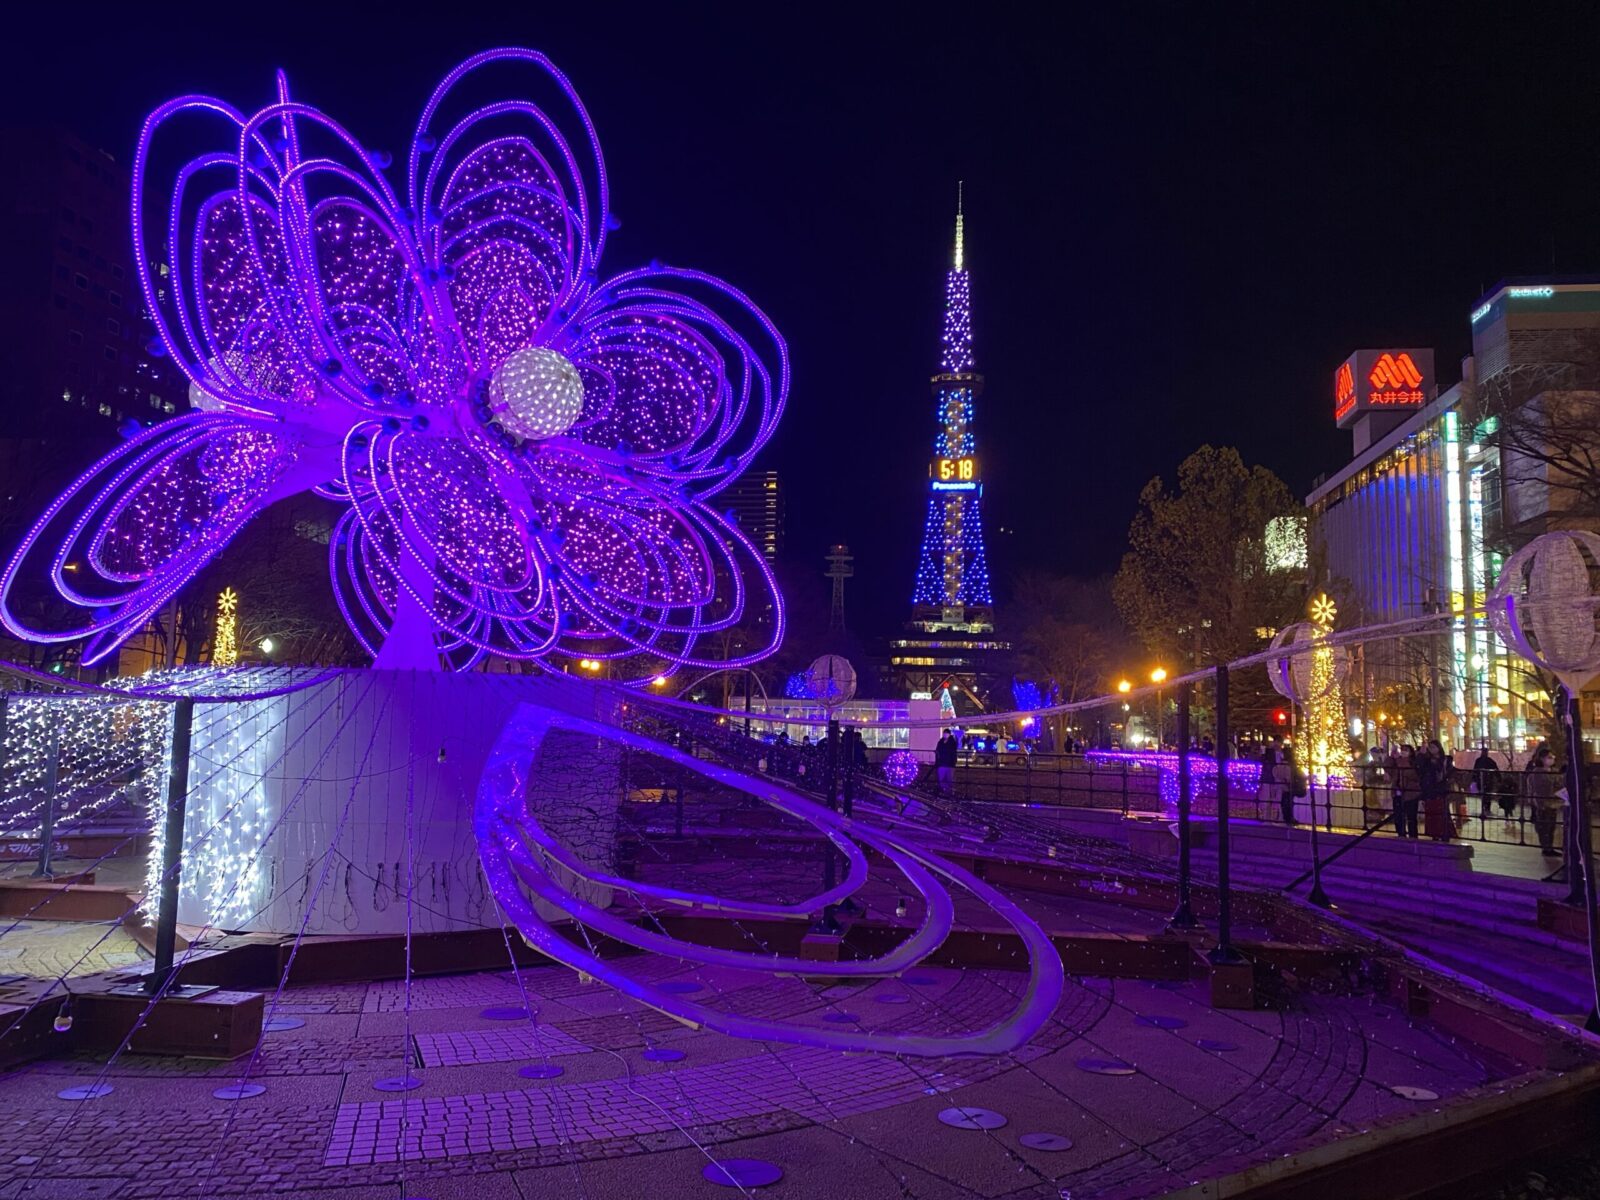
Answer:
xmin=1273 ymin=709 xmax=1288 ymax=724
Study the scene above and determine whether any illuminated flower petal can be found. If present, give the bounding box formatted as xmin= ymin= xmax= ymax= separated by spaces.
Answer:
xmin=5 ymin=50 xmax=786 ymax=673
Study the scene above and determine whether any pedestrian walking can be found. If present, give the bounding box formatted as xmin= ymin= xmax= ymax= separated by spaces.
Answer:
xmin=1528 ymin=747 xmax=1564 ymax=856
xmin=1471 ymin=746 xmax=1505 ymax=822
xmin=1391 ymin=745 xmax=1420 ymax=838
xmin=934 ymin=728 xmax=958 ymax=794
xmin=1420 ymin=739 xmax=1454 ymax=841
xmin=1281 ymin=744 xmax=1303 ymax=825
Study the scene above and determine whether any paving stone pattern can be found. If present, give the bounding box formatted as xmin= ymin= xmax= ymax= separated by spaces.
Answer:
xmin=0 ymin=957 xmax=1523 ymax=1199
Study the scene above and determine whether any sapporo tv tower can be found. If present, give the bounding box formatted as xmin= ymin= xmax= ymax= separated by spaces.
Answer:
xmin=893 ymin=186 xmax=1005 ymax=710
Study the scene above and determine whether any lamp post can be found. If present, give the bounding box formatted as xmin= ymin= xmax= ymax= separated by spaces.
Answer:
xmin=1489 ymin=531 xmax=1600 ymax=1031
xmin=1151 ymin=668 xmax=1168 ymax=749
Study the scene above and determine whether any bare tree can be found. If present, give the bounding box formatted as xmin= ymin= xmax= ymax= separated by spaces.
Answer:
xmin=1471 ymin=354 xmax=1600 ymax=545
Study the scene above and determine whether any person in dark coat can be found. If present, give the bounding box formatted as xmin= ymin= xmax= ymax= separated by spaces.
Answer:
xmin=934 ymin=729 xmax=958 ymax=793
xmin=1420 ymin=740 xmax=1454 ymax=841
xmin=1472 ymin=747 xmax=1504 ymax=820
xmin=1390 ymin=745 xmax=1420 ymax=838
xmin=1528 ymin=747 xmax=1563 ymax=856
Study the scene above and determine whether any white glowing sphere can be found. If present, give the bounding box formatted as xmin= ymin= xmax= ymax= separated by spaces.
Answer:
xmin=488 ymin=347 xmax=585 ymax=441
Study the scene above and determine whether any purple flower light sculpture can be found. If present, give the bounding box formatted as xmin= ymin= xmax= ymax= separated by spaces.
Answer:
xmin=0 ymin=50 xmax=787 ymax=675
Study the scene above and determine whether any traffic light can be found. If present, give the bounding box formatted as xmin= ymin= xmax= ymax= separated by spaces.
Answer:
xmin=1273 ymin=709 xmax=1288 ymax=725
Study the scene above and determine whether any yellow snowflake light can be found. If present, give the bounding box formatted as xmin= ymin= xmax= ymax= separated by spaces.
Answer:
xmin=1309 ymin=593 xmax=1338 ymax=629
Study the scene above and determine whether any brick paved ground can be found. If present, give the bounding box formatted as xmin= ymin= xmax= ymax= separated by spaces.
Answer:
xmin=0 ymin=953 xmax=1535 ymax=1200
xmin=0 ymin=919 xmax=145 ymax=982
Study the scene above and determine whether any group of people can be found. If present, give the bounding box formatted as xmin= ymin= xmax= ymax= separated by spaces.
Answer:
xmin=1381 ymin=741 xmax=1458 ymax=840
xmin=1259 ymin=737 xmax=1568 ymax=851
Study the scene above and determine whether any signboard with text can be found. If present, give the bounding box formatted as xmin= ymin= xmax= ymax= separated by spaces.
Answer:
xmin=1334 ymin=348 xmax=1434 ymax=427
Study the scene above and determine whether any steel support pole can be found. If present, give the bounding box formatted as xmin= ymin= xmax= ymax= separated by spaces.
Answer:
xmin=1169 ymin=685 xmax=1198 ymax=929
xmin=814 ymin=718 xmax=841 ymax=933
xmin=31 ymin=721 xmax=61 ymax=879
xmin=1208 ymin=664 xmax=1240 ymax=963
xmin=146 ymin=698 xmax=194 ymax=996
xmin=1306 ymin=774 xmax=1331 ymax=908
xmin=1559 ymin=687 xmax=1600 ymax=1032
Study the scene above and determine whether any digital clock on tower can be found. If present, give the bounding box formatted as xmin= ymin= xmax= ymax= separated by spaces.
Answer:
xmin=934 ymin=457 xmax=977 ymax=481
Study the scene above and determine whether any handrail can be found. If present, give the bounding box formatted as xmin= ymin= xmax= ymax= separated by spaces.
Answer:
xmin=1281 ymin=813 xmax=1394 ymax=893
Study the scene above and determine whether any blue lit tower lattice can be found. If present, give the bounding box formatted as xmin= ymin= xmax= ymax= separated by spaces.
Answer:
xmin=911 ymin=188 xmax=993 ymax=633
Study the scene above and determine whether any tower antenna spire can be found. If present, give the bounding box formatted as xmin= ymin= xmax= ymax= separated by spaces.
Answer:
xmin=954 ymin=181 xmax=965 ymax=272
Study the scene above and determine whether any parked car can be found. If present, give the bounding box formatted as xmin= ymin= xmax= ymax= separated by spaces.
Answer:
xmin=963 ymin=729 xmax=1032 ymax=766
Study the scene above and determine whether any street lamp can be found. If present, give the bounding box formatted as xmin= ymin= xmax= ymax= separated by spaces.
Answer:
xmin=1117 ymin=679 xmax=1132 ymax=694
xmin=1151 ymin=667 xmax=1168 ymax=748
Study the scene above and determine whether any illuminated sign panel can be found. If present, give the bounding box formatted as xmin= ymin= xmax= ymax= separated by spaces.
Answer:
xmin=1333 ymin=348 xmax=1434 ymax=428
xmin=932 ymin=456 xmax=977 ymax=482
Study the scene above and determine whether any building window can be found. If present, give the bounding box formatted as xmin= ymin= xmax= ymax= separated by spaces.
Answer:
xmin=98 ymin=403 xmax=112 ymax=417
xmin=111 ymin=264 xmax=124 ymax=281
xmin=73 ymin=273 xmax=88 ymax=290
xmin=67 ymin=330 xmax=83 ymax=346
xmin=163 ymin=401 xmax=176 ymax=413
xmin=57 ymin=235 xmax=72 ymax=251
xmin=60 ymin=205 xmax=74 ymax=222
xmin=107 ymin=318 xmax=120 ymax=335
xmin=109 ymin=291 xmax=121 ymax=308
xmin=52 ymin=294 xmax=66 ymax=310
xmin=103 ymin=346 xmax=117 ymax=361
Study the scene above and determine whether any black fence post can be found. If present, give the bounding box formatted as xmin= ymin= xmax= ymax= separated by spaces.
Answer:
xmin=1209 ymin=664 xmax=1239 ymax=963
xmin=146 ymin=697 xmax=195 ymax=996
xmin=1170 ymin=685 xmax=1198 ymax=929
xmin=31 ymin=719 xmax=62 ymax=879
xmin=1306 ymin=773 xmax=1331 ymax=908
xmin=813 ymin=718 xmax=842 ymax=934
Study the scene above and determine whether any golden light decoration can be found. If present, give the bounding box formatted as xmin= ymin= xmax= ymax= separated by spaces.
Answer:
xmin=1309 ymin=593 xmax=1338 ymax=629
xmin=213 ymin=587 xmax=239 ymax=667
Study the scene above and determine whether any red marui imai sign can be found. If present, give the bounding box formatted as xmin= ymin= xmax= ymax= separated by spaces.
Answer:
xmin=1334 ymin=348 xmax=1434 ymax=427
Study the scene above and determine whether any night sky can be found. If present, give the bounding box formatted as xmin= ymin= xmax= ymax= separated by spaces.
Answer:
xmin=10 ymin=2 xmax=1600 ymax=635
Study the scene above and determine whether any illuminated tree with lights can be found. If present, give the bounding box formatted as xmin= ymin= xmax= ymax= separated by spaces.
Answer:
xmin=1305 ymin=594 xmax=1352 ymax=783
xmin=212 ymin=587 xmax=239 ymax=667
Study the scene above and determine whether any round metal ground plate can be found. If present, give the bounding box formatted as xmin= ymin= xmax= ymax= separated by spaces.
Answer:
xmin=1135 ymin=1015 xmax=1187 ymax=1029
xmin=938 ymin=1106 xmax=1008 ymax=1130
xmin=57 ymin=1084 xmax=112 ymax=1100
xmin=480 ymin=1006 xmax=530 ymax=1021
xmin=703 ymin=1158 xmax=783 ymax=1187
xmin=1019 ymin=1132 xmax=1073 ymax=1152
xmin=1390 ymin=1085 xmax=1439 ymax=1101
xmin=1075 ymin=1058 xmax=1136 ymax=1076
xmin=213 ymin=1083 xmax=266 ymax=1100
